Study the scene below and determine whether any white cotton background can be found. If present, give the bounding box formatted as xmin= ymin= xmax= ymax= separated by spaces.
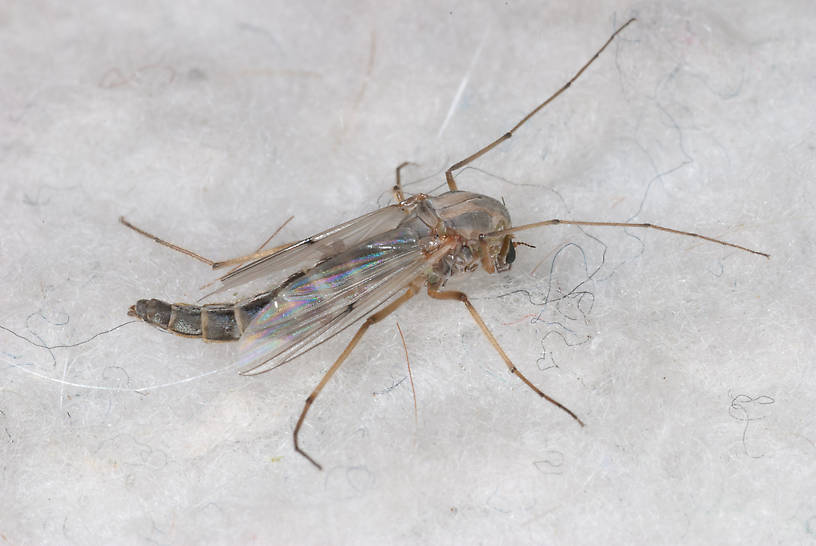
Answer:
xmin=1 ymin=1 xmax=814 ymax=544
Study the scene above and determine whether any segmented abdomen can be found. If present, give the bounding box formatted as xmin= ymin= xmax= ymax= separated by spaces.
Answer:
xmin=129 ymin=290 xmax=278 ymax=341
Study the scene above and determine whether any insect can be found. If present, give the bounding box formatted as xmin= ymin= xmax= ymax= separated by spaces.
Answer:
xmin=122 ymin=18 xmax=768 ymax=470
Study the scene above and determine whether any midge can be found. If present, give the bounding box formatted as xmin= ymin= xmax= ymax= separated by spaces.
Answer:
xmin=122 ymin=18 xmax=768 ymax=469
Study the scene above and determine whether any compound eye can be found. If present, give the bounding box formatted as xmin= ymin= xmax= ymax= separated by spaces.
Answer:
xmin=505 ymin=242 xmax=516 ymax=265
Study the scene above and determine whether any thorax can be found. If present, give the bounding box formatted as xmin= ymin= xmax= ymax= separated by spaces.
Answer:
xmin=398 ymin=191 xmax=512 ymax=283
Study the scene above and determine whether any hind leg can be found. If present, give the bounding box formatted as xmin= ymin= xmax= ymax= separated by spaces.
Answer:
xmin=119 ymin=216 xmax=216 ymax=265
xmin=120 ymin=215 xmax=295 ymax=268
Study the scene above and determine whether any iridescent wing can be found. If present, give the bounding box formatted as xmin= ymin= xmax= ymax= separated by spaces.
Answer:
xmin=218 ymin=202 xmax=418 ymax=292
xmin=237 ymin=227 xmax=448 ymax=375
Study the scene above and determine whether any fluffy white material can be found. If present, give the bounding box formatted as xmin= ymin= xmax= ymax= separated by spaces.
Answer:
xmin=2 ymin=1 xmax=811 ymax=544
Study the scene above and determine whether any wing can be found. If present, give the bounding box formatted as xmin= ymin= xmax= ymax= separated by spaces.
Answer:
xmin=236 ymin=227 xmax=447 ymax=375
xmin=218 ymin=202 xmax=416 ymax=293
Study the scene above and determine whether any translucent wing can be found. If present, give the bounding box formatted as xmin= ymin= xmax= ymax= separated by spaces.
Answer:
xmin=218 ymin=202 xmax=416 ymax=292
xmin=237 ymin=226 xmax=446 ymax=374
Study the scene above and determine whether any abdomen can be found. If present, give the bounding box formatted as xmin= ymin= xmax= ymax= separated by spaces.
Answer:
xmin=129 ymin=289 xmax=278 ymax=341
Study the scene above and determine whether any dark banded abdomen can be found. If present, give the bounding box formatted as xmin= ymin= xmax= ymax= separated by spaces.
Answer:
xmin=129 ymin=290 xmax=277 ymax=341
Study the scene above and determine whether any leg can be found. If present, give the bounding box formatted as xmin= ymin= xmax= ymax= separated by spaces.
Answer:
xmin=211 ymin=214 xmax=296 ymax=270
xmin=247 ymin=215 xmax=294 ymax=256
xmin=393 ymin=161 xmax=415 ymax=203
xmin=444 ymin=18 xmax=636 ymax=191
xmin=210 ymin=243 xmax=294 ymax=270
xmin=486 ymin=219 xmax=770 ymax=258
xmin=119 ymin=216 xmax=215 ymax=266
xmin=294 ymin=284 xmax=419 ymax=470
xmin=427 ymin=287 xmax=584 ymax=426
xmin=121 ymin=215 xmax=297 ymax=269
